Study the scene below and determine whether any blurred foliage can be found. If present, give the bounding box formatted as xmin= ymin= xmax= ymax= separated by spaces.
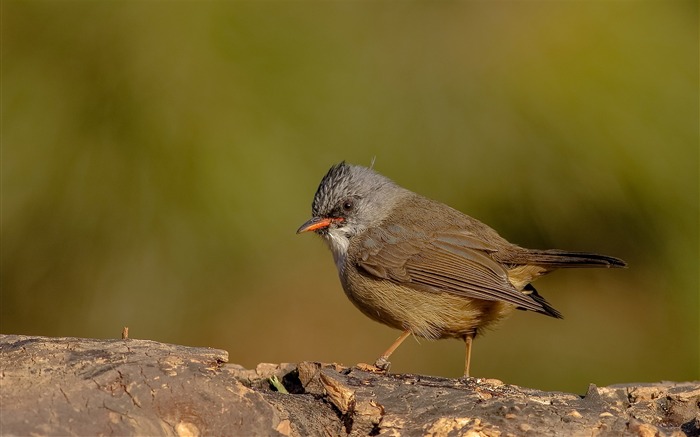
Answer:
xmin=2 ymin=1 xmax=697 ymax=392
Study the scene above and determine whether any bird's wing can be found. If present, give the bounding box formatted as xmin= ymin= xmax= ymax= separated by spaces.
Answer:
xmin=355 ymin=225 xmax=547 ymax=314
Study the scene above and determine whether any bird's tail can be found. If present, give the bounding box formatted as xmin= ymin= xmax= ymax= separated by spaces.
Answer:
xmin=522 ymin=249 xmax=627 ymax=269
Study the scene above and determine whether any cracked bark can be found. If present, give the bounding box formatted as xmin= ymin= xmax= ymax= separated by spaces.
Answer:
xmin=1 ymin=334 xmax=698 ymax=436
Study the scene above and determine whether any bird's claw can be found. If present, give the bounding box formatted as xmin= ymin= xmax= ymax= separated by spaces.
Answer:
xmin=356 ymin=360 xmax=391 ymax=373
xmin=373 ymin=357 xmax=391 ymax=372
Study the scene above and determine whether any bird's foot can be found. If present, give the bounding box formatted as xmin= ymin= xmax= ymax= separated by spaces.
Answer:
xmin=373 ymin=357 xmax=391 ymax=372
xmin=458 ymin=376 xmax=504 ymax=386
xmin=356 ymin=362 xmax=383 ymax=373
xmin=355 ymin=358 xmax=391 ymax=373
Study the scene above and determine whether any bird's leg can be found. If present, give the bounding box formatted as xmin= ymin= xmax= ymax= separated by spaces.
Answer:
xmin=374 ymin=329 xmax=411 ymax=372
xmin=464 ymin=333 xmax=474 ymax=378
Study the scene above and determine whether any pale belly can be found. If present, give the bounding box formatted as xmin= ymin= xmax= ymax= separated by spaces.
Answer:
xmin=340 ymin=268 xmax=516 ymax=340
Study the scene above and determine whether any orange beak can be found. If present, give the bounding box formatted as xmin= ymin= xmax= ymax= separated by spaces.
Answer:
xmin=296 ymin=216 xmax=343 ymax=234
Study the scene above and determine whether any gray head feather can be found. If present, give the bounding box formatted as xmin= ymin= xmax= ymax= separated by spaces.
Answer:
xmin=311 ymin=162 xmax=407 ymax=237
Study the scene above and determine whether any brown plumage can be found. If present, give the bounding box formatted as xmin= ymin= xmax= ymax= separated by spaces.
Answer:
xmin=298 ymin=162 xmax=626 ymax=376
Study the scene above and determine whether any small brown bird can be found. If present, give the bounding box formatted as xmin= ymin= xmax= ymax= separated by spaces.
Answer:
xmin=297 ymin=162 xmax=626 ymax=377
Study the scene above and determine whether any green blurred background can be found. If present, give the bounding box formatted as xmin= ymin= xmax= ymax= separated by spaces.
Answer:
xmin=2 ymin=1 xmax=698 ymax=393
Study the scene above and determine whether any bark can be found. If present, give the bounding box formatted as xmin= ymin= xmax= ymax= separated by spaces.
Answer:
xmin=1 ymin=334 xmax=698 ymax=436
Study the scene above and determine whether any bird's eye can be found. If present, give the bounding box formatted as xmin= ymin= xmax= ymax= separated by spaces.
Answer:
xmin=342 ymin=199 xmax=354 ymax=211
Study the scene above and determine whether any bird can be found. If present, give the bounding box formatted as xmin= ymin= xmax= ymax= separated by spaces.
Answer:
xmin=297 ymin=162 xmax=627 ymax=377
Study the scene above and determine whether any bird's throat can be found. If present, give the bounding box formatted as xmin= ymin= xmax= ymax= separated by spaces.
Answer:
xmin=325 ymin=229 xmax=350 ymax=275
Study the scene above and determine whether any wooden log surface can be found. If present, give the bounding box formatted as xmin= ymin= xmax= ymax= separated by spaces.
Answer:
xmin=1 ymin=334 xmax=698 ymax=436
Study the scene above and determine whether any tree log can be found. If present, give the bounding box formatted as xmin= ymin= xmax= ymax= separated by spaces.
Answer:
xmin=1 ymin=334 xmax=697 ymax=436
